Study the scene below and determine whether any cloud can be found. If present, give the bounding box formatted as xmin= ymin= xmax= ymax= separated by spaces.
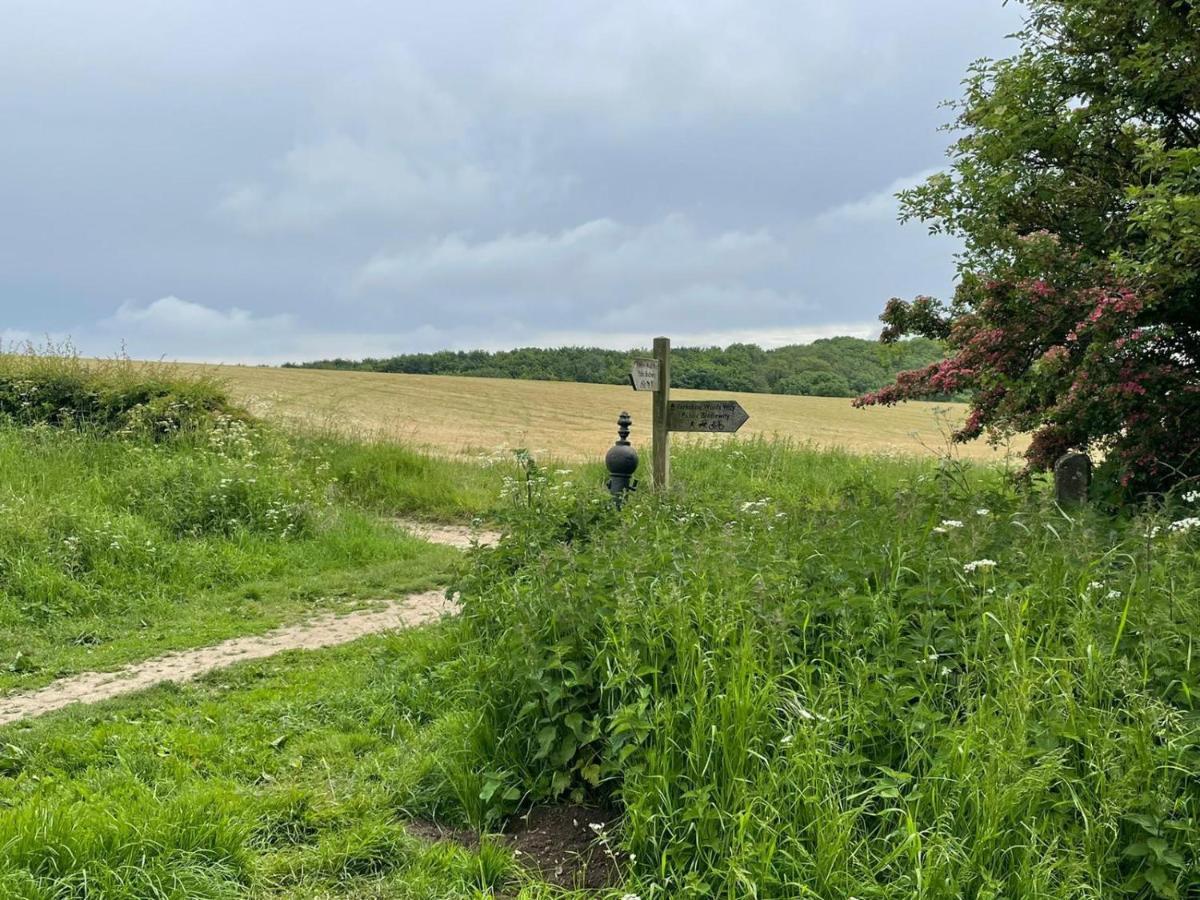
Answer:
xmin=216 ymin=50 xmax=505 ymax=234
xmin=65 ymin=295 xmax=874 ymax=366
xmin=212 ymin=4 xmax=920 ymax=238
xmin=0 ymin=328 xmax=59 ymax=349
xmin=3 ymin=0 xmax=1024 ymax=359
xmin=93 ymin=297 xmax=492 ymax=363
xmin=523 ymin=321 xmax=880 ymax=350
xmin=218 ymin=139 xmax=495 ymax=234
xmin=354 ymin=213 xmax=803 ymax=330
xmin=816 ymin=168 xmax=941 ymax=226
xmin=91 ymin=297 xmax=296 ymax=361
xmin=490 ymin=1 xmax=880 ymax=125
xmin=108 ymin=296 xmax=294 ymax=336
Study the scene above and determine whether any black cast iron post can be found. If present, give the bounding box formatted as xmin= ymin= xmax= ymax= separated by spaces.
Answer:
xmin=605 ymin=411 xmax=638 ymax=507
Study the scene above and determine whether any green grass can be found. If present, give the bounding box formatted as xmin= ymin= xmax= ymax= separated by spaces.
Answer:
xmin=3 ymin=357 xmax=1198 ymax=898
xmin=0 ymin=624 xmax=575 ymax=899
xmin=0 ymin=417 xmax=509 ymax=693
xmin=450 ymin=442 xmax=1200 ymax=897
xmin=302 ymin=432 xmax=508 ymax=523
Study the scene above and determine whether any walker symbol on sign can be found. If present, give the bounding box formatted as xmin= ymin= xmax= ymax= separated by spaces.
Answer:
xmin=666 ymin=400 xmax=749 ymax=433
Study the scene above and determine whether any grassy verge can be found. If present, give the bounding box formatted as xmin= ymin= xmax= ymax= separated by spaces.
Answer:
xmin=449 ymin=441 xmax=1200 ymax=897
xmin=4 ymin=352 xmax=1198 ymax=898
xmin=0 ymin=624 xmax=570 ymax=899
xmin=0 ymin=423 xmax=473 ymax=693
xmin=299 ymin=432 xmax=510 ymax=523
xmin=0 ymin=352 xmax=513 ymax=692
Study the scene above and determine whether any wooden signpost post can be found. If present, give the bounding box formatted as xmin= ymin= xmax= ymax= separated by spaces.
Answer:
xmin=629 ymin=336 xmax=748 ymax=489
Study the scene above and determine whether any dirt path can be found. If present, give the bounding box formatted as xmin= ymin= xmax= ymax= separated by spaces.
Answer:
xmin=0 ymin=521 xmax=502 ymax=727
xmin=0 ymin=592 xmax=456 ymax=726
xmin=392 ymin=519 xmax=501 ymax=549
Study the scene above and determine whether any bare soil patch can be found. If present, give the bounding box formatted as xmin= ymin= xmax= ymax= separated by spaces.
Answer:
xmin=411 ymin=806 xmax=625 ymax=892
xmin=505 ymin=805 xmax=626 ymax=891
xmin=392 ymin=518 xmax=501 ymax=549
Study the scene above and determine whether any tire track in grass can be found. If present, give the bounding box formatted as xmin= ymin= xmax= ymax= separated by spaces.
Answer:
xmin=0 ymin=521 xmax=499 ymax=726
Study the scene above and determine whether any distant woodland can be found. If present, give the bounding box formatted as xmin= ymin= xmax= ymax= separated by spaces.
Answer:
xmin=286 ymin=337 xmax=948 ymax=398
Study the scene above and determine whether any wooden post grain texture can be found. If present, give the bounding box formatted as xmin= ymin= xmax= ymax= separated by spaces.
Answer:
xmin=652 ymin=336 xmax=670 ymax=490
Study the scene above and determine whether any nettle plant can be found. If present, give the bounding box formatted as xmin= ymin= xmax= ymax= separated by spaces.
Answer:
xmin=858 ymin=0 xmax=1200 ymax=496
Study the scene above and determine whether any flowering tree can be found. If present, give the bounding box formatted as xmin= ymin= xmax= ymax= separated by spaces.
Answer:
xmin=857 ymin=0 xmax=1200 ymax=494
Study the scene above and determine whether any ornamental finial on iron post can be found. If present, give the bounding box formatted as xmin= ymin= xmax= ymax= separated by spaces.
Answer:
xmin=605 ymin=411 xmax=638 ymax=506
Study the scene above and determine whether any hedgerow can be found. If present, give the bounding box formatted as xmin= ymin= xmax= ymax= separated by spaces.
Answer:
xmin=0 ymin=345 xmax=235 ymax=437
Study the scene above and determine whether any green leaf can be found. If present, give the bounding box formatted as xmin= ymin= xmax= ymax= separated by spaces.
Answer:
xmin=564 ymin=712 xmax=584 ymax=737
xmin=550 ymin=770 xmax=571 ymax=797
xmin=535 ymin=725 xmax=556 ymax=760
xmin=551 ymin=734 xmax=578 ymax=768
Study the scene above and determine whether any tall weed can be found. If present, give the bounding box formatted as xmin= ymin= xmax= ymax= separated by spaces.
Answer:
xmin=451 ymin=440 xmax=1200 ymax=897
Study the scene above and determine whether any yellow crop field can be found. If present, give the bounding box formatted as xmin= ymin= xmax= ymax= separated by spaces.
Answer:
xmin=171 ymin=362 xmax=1023 ymax=464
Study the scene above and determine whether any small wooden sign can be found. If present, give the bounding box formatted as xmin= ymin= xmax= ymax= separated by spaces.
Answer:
xmin=667 ymin=400 xmax=749 ymax=433
xmin=630 ymin=358 xmax=659 ymax=392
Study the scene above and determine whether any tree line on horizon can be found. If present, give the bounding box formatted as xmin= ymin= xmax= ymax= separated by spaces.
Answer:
xmin=284 ymin=336 xmax=948 ymax=398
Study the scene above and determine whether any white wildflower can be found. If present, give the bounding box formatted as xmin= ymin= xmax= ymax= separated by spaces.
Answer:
xmin=1183 ymin=490 xmax=1199 ymax=504
xmin=963 ymin=559 xmax=997 ymax=573
xmin=976 ymin=508 xmax=990 ymax=516
xmin=940 ymin=519 xmax=964 ymax=529
xmin=1168 ymin=517 xmax=1200 ymax=534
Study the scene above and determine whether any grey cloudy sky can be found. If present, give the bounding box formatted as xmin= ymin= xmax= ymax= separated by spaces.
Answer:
xmin=0 ymin=1 xmax=1022 ymax=363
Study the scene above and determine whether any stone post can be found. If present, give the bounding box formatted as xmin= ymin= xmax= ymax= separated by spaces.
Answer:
xmin=1054 ymin=451 xmax=1091 ymax=505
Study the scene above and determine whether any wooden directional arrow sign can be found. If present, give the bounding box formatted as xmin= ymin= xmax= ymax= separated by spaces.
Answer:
xmin=629 ymin=357 xmax=659 ymax=392
xmin=667 ymin=400 xmax=749 ymax=433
